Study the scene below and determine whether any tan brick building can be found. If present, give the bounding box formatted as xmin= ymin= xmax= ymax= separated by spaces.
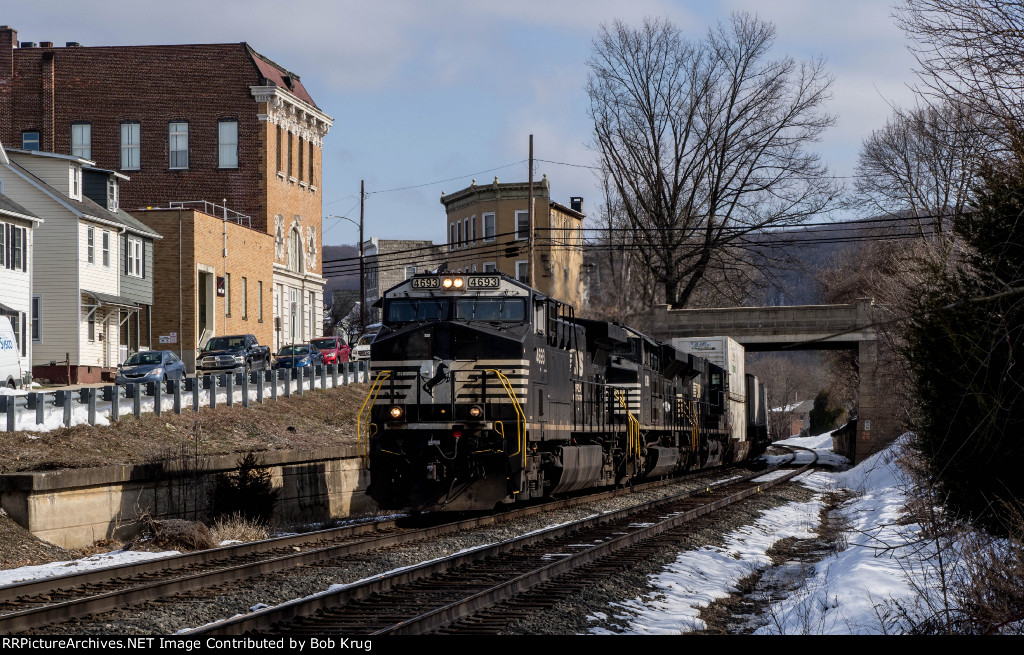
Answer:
xmin=440 ymin=176 xmax=585 ymax=308
xmin=136 ymin=208 xmax=274 ymax=371
xmin=0 ymin=27 xmax=332 ymax=356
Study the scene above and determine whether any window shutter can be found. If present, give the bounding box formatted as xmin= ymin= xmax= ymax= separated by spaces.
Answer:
xmin=5 ymin=224 xmax=10 ymax=269
xmin=142 ymin=240 xmax=146 ymax=279
xmin=21 ymin=228 xmax=26 ymax=272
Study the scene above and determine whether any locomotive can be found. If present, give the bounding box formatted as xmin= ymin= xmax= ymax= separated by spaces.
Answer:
xmin=361 ymin=272 xmax=769 ymax=512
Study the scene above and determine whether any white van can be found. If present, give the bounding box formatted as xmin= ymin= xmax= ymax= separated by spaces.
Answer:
xmin=0 ymin=316 xmax=23 ymax=389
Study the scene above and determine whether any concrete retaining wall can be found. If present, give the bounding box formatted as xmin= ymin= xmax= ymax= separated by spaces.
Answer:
xmin=0 ymin=447 xmax=375 ymax=548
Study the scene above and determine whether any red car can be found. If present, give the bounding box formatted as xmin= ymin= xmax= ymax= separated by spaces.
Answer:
xmin=310 ymin=336 xmax=352 ymax=365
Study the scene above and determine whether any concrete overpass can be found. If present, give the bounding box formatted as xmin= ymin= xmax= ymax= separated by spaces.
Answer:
xmin=637 ymin=299 xmax=890 ymax=464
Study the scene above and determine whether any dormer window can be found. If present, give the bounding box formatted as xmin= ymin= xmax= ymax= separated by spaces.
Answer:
xmin=69 ymin=165 xmax=82 ymax=200
xmin=107 ymin=178 xmax=119 ymax=212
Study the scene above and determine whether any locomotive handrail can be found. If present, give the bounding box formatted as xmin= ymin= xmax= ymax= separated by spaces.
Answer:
xmin=613 ymin=390 xmax=641 ymax=460
xmin=358 ymin=370 xmax=392 ymax=460
xmin=486 ymin=369 xmax=526 ymax=469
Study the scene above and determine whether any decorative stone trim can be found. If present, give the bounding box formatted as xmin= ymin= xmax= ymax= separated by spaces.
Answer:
xmin=251 ymin=86 xmax=332 ymax=147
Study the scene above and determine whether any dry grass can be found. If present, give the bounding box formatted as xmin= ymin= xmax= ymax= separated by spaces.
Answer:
xmin=0 ymin=383 xmax=370 ymax=474
xmin=210 ymin=514 xmax=270 ymax=543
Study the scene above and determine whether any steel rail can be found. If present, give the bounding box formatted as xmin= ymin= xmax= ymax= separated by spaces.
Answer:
xmin=187 ymin=449 xmax=802 ymax=635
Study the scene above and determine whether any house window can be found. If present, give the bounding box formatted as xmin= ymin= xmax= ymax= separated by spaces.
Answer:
xmin=456 ymin=221 xmax=462 ymax=248
xmin=102 ymin=231 xmax=110 ymax=267
xmin=482 ymin=262 xmax=496 ymax=273
xmin=71 ymin=123 xmax=91 ymax=159
xmin=297 ymin=137 xmax=304 ymax=182
xmin=515 ymin=210 xmax=530 ymax=240
xmin=69 ymin=165 xmax=81 ymax=200
xmin=483 ymin=213 xmax=495 ymax=241
xmin=242 ymin=276 xmax=248 ymax=319
xmin=308 ymin=141 xmax=314 ymax=185
xmin=12 ymin=226 xmax=24 ymax=271
xmin=88 ymin=312 xmax=95 ymax=342
xmin=463 ymin=218 xmax=469 ymax=245
xmin=470 ymin=215 xmax=476 ymax=243
xmin=288 ymin=228 xmax=302 ymax=272
xmin=225 ymin=273 xmax=231 ymax=316
xmin=516 ymin=260 xmax=529 ymax=285
xmin=22 ymin=131 xmax=39 ymax=151
xmin=126 ymin=237 xmax=143 ymax=277
xmin=31 ymin=295 xmax=41 ymax=342
xmin=404 ymin=265 xmax=417 ymax=280
xmin=449 ymin=224 xmax=455 ymax=251
xmin=287 ymin=131 xmax=293 ymax=178
xmin=276 ymin=125 xmax=283 ymax=173
xmin=121 ymin=122 xmax=140 ymax=170
xmin=107 ymin=179 xmax=119 ymax=212
xmin=87 ymin=227 xmax=95 ymax=264
xmin=258 ymin=281 xmax=264 ymax=321
xmin=308 ymin=291 xmax=315 ymax=339
xmin=218 ymin=120 xmax=238 ymax=168
xmin=168 ymin=121 xmax=189 ymax=169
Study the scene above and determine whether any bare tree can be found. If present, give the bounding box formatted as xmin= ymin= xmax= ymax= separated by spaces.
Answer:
xmin=854 ymin=101 xmax=989 ymax=233
xmin=586 ymin=13 xmax=838 ymax=309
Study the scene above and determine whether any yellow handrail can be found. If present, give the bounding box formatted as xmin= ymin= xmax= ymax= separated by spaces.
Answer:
xmin=357 ymin=370 xmax=392 ymax=460
xmin=485 ymin=369 xmax=526 ymax=469
xmin=678 ymin=399 xmax=701 ymax=453
xmin=613 ymin=390 xmax=640 ymax=459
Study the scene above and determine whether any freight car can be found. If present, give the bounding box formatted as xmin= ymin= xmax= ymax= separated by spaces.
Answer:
xmin=361 ymin=272 xmax=769 ymax=511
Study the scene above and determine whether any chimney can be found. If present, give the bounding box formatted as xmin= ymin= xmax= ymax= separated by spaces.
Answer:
xmin=0 ymin=27 xmax=16 ymax=142
xmin=41 ymin=51 xmax=54 ymax=152
xmin=39 ymin=41 xmax=53 ymax=48
xmin=570 ymin=197 xmax=583 ymax=213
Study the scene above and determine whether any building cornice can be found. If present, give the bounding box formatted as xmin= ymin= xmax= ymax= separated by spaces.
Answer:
xmin=251 ymin=86 xmax=333 ymax=147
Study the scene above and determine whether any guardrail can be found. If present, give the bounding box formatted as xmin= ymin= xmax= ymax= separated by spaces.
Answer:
xmin=0 ymin=361 xmax=370 ymax=432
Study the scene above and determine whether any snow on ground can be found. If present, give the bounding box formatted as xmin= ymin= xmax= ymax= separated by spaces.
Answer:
xmin=0 ymin=549 xmax=180 ymax=587
xmin=589 ymin=432 xmax=923 ymax=635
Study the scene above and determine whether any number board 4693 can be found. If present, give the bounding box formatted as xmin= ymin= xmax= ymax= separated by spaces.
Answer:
xmin=411 ymin=277 xmax=440 ymax=289
xmin=466 ymin=275 xmax=500 ymax=290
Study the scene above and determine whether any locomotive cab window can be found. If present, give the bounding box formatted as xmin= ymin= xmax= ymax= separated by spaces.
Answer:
xmin=455 ymin=298 xmax=525 ymax=322
xmin=385 ymin=299 xmax=450 ymax=324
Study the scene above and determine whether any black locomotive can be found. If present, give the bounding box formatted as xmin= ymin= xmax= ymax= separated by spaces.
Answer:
xmin=362 ymin=272 xmax=769 ymax=512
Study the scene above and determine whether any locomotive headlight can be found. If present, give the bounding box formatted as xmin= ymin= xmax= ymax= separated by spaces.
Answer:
xmin=453 ymin=277 xmax=464 ymax=289
xmin=389 ymin=406 xmax=404 ymax=420
xmin=442 ymin=277 xmax=454 ymax=289
xmin=468 ymin=405 xmax=483 ymax=419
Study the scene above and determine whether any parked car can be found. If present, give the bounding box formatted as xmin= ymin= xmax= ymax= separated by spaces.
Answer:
xmin=196 ymin=334 xmax=271 ymax=374
xmin=273 ymin=344 xmax=323 ymax=369
xmin=116 ymin=350 xmax=187 ymax=384
xmin=310 ymin=336 xmax=351 ymax=365
xmin=350 ymin=323 xmax=382 ymax=361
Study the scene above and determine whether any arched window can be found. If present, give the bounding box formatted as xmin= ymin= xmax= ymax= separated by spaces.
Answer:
xmin=288 ymin=227 xmax=302 ymax=273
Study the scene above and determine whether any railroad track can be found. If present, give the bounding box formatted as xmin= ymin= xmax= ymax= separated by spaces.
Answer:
xmin=0 ymin=458 xmax=771 ymax=634
xmin=188 ymin=446 xmax=813 ymax=635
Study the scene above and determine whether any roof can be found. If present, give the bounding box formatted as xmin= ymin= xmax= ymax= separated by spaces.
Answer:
xmin=4 ymin=155 xmax=160 ymax=239
xmin=83 ymin=290 xmax=138 ymax=308
xmin=0 ymin=193 xmax=40 ymax=223
xmin=247 ymin=46 xmax=318 ymax=108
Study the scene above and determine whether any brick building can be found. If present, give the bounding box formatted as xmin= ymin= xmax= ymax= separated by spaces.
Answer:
xmin=439 ymin=176 xmax=585 ymax=309
xmin=0 ymin=27 xmax=332 ymax=355
xmin=136 ymin=208 xmax=275 ymax=371
xmin=362 ymin=238 xmax=447 ymax=324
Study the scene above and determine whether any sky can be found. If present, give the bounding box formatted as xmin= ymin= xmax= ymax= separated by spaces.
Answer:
xmin=3 ymin=1 xmax=920 ymax=247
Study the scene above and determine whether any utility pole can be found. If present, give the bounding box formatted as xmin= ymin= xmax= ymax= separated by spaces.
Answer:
xmin=359 ymin=179 xmax=366 ymax=332
xmin=527 ymin=134 xmax=534 ymax=287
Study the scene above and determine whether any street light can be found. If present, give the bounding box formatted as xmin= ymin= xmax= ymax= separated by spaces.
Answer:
xmin=325 ymin=212 xmax=365 ymax=332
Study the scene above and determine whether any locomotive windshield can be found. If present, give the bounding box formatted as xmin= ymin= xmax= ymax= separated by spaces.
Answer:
xmin=385 ymin=298 xmax=450 ymax=324
xmin=455 ymin=298 xmax=526 ymax=322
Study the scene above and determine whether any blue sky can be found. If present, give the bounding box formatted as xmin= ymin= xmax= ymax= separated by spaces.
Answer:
xmin=4 ymin=0 xmax=918 ymax=247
